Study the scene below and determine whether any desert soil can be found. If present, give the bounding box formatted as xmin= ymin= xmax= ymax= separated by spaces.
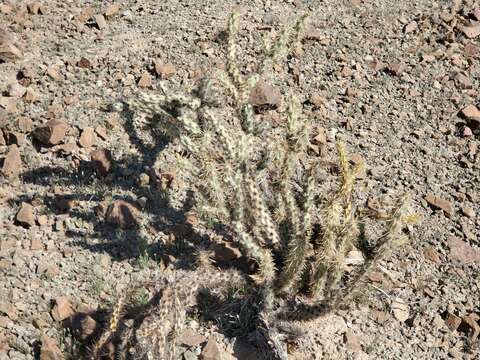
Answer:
xmin=0 ymin=0 xmax=479 ymax=359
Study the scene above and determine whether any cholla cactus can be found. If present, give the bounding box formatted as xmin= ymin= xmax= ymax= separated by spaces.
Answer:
xmin=123 ymin=10 xmax=418 ymax=356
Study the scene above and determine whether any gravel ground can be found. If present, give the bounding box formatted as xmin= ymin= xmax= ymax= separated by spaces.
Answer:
xmin=0 ymin=0 xmax=479 ymax=359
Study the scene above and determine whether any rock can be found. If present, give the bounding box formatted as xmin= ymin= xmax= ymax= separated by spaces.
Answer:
xmin=51 ymin=297 xmax=74 ymax=322
xmin=392 ymin=298 xmax=409 ymax=322
xmin=0 ymin=302 xmax=17 ymax=320
xmin=154 ymin=60 xmax=176 ymax=79
xmin=388 ymin=62 xmax=405 ymax=76
xmin=95 ymin=14 xmax=107 ymax=30
xmin=105 ymin=200 xmax=140 ymax=228
xmin=78 ymin=127 xmax=96 ymax=148
xmin=31 ymin=238 xmax=44 ymax=250
xmin=250 ymin=81 xmax=282 ymax=108
xmin=2 ymin=144 xmax=22 ymax=177
xmin=447 ymin=236 xmax=480 ymax=265
xmin=178 ymin=328 xmax=207 ymax=347
xmin=423 ymin=247 xmax=441 ymax=263
xmin=77 ymin=57 xmax=91 ymax=69
xmin=460 ymin=24 xmax=480 ymax=39
xmin=90 ymin=148 xmax=113 ymax=175
xmin=201 ymin=338 xmax=223 ymax=360
xmin=71 ymin=313 xmax=97 ymax=340
xmin=55 ymin=195 xmax=75 ymax=212
xmin=464 ymin=42 xmax=479 ymax=57
xmin=460 ymin=205 xmax=475 ymax=218
xmin=309 ymin=93 xmax=326 ymax=108
xmin=0 ymin=129 xmax=5 ymax=146
xmin=16 ymin=202 xmax=35 ymax=227
xmin=463 ymin=126 xmax=473 ymax=137
xmin=27 ymin=2 xmax=44 ymax=15
xmin=454 ymin=73 xmax=472 ymax=89
xmin=24 ymin=87 xmax=40 ymax=102
xmin=210 ymin=242 xmax=242 ymax=262
xmin=0 ymin=28 xmax=23 ymax=62
xmin=37 ymin=215 xmax=49 ymax=227
xmin=344 ymin=330 xmax=362 ymax=352
xmin=0 ymin=96 xmax=17 ymax=113
xmin=459 ymin=104 xmax=480 ymax=125
xmin=4 ymin=130 xmax=26 ymax=145
xmin=445 ymin=312 xmax=462 ymax=331
xmin=8 ymin=82 xmax=26 ymax=97
xmin=17 ymin=116 xmax=33 ymax=132
xmin=40 ymin=335 xmax=63 ymax=360
xmin=95 ymin=125 xmax=108 ymax=140
xmin=304 ymin=27 xmax=323 ymax=41
xmin=424 ymin=194 xmax=454 ymax=217
xmin=404 ymin=21 xmax=418 ymax=33
xmin=46 ymin=66 xmax=63 ymax=81
xmin=138 ymin=72 xmax=152 ymax=88
xmin=104 ymin=3 xmax=120 ymax=18
xmin=34 ymin=120 xmax=69 ymax=145
xmin=459 ymin=314 xmax=480 ymax=341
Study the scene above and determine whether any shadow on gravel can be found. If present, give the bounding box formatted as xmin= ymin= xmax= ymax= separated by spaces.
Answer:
xmin=17 ymin=104 xmax=282 ymax=359
xmin=18 ymin=104 xmax=213 ymax=268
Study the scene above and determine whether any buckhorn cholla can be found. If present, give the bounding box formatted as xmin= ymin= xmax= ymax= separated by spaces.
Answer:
xmin=108 ymin=10 xmax=418 ymax=359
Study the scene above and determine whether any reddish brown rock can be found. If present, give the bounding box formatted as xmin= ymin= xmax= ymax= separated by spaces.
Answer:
xmin=344 ymin=330 xmax=362 ymax=352
xmin=24 ymin=87 xmax=40 ymax=102
xmin=425 ymin=194 xmax=454 ymax=217
xmin=454 ymin=73 xmax=472 ymax=89
xmin=447 ymin=236 xmax=480 ymax=265
xmin=95 ymin=14 xmax=107 ymax=30
xmin=31 ymin=238 xmax=44 ymax=250
xmin=464 ymin=42 xmax=479 ymax=57
xmin=423 ymin=247 xmax=441 ymax=264
xmin=16 ymin=202 xmax=35 ymax=227
xmin=51 ymin=297 xmax=74 ymax=322
xmin=95 ymin=125 xmax=108 ymax=140
xmin=0 ymin=302 xmax=17 ymax=320
xmin=250 ymin=81 xmax=282 ymax=108
xmin=445 ymin=312 xmax=462 ymax=332
xmin=40 ymin=335 xmax=63 ymax=360
xmin=310 ymin=93 xmax=326 ymax=108
xmin=154 ymin=60 xmax=176 ymax=79
xmin=34 ymin=120 xmax=69 ymax=145
xmin=27 ymin=2 xmax=44 ymax=15
xmin=388 ymin=62 xmax=405 ymax=76
xmin=71 ymin=313 xmax=98 ymax=340
xmin=17 ymin=116 xmax=33 ymax=132
xmin=90 ymin=148 xmax=113 ymax=175
xmin=78 ymin=127 xmax=96 ymax=148
xmin=8 ymin=82 xmax=26 ymax=97
xmin=76 ymin=57 xmax=91 ymax=69
xmin=210 ymin=242 xmax=242 ymax=262
xmin=0 ymin=96 xmax=17 ymax=113
xmin=46 ymin=66 xmax=63 ymax=81
xmin=404 ymin=21 xmax=418 ymax=34
xmin=201 ymin=338 xmax=223 ymax=360
xmin=460 ymin=24 xmax=480 ymax=39
xmin=178 ymin=328 xmax=207 ymax=347
xmin=459 ymin=314 xmax=480 ymax=341
xmin=105 ymin=200 xmax=140 ymax=229
xmin=460 ymin=104 xmax=480 ymax=125
xmin=138 ymin=72 xmax=152 ymax=88
xmin=104 ymin=3 xmax=120 ymax=18
xmin=0 ymin=29 xmax=23 ymax=62
xmin=2 ymin=144 xmax=22 ymax=177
